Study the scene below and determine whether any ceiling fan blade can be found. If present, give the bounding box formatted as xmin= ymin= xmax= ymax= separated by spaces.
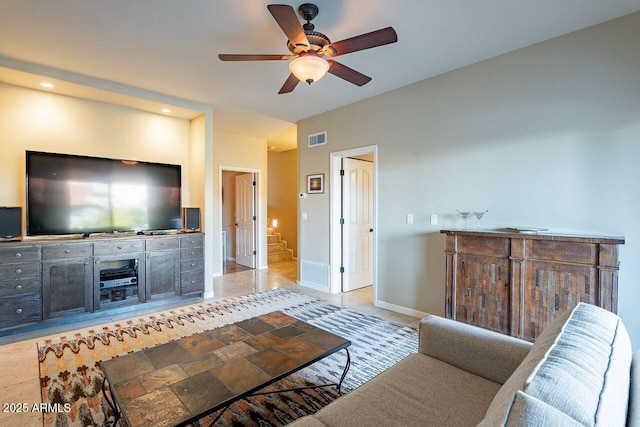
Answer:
xmin=327 ymin=61 xmax=372 ymax=86
xmin=218 ymin=54 xmax=294 ymax=61
xmin=325 ymin=27 xmax=398 ymax=57
xmin=267 ymin=4 xmax=310 ymax=50
xmin=278 ymin=73 xmax=300 ymax=94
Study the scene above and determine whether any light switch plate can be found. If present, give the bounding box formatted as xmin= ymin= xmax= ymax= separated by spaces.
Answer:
xmin=430 ymin=214 xmax=438 ymax=225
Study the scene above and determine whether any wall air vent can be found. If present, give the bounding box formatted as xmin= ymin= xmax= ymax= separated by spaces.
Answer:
xmin=300 ymin=260 xmax=330 ymax=290
xmin=308 ymin=131 xmax=327 ymax=147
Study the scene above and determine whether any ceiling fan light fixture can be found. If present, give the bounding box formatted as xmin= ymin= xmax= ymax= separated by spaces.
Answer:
xmin=289 ymin=55 xmax=329 ymax=85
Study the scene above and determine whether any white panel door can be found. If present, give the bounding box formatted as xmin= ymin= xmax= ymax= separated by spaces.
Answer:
xmin=342 ymin=158 xmax=373 ymax=292
xmin=235 ymin=173 xmax=256 ymax=268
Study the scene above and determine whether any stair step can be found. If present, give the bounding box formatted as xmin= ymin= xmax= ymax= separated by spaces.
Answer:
xmin=267 ymin=234 xmax=281 ymax=244
xmin=268 ymin=242 xmax=287 ymax=254
xmin=268 ymin=249 xmax=293 ymax=263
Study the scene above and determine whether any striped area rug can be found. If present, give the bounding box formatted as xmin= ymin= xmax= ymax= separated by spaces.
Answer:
xmin=38 ymin=289 xmax=418 ymax=426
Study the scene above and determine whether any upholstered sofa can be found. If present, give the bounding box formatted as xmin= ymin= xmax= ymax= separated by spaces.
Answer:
xmin=289 ymin=302 xmax=638 ymax=426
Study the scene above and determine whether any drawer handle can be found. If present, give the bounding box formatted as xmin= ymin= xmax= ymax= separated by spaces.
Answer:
xmin=15 ymin=269 xmax=22 ymax=275
xmin=117 ymin=246 xmax=123 ymax=250
xmin=190 ymin=263 xmax=195 ymax=267
xmin=64 ymin=249 xmax=71 ymax=254
xmin=191 ymin=280 xmax=195 ymax=284
xmin=16 ymin=308 xmax=23 ymax=314
xmin=15 ymin=284 xmax=23 ymax=290
xmin=15 ymin=252 xmax=22 ymax=258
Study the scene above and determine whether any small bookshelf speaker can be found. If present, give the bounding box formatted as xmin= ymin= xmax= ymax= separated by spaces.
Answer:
xmin=0 ymin=207 xmax=22 ymax=241
xmin=182 ymin=207 xmax=201 ymax=231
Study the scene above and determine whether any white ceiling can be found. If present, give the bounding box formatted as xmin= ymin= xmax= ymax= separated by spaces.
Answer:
xmin=1 ymin=0 xmax=639 ymax=150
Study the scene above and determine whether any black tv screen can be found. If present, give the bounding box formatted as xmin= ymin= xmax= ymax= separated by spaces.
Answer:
xmin=26 ymin=151 xmax=182 ymax=236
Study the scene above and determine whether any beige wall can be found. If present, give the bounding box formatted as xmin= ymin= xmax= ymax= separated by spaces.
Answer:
xmin=213 ymin=129 xmax=268 ymax=273
xmin=0 ymin=82 xmax=192 ymax=212
xmin=268 ymin=149 xmax=298 ymax=258
xmin=297 ymin=12 xmax=640 ymax=348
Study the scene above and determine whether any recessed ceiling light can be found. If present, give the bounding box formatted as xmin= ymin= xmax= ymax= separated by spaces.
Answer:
xmin=40 ymin=82 xmax=54 ymax=88
xmin=269 ymin=146 xmax=276 ymax=150
xmin=162 ymin=108 xmax=171 ymax=114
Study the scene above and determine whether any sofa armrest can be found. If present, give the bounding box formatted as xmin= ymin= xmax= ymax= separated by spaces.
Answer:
xmin=629 ymin=351 xmax=640 ymax=427
xmin=419 ymin=315 xmax=533 ymax=384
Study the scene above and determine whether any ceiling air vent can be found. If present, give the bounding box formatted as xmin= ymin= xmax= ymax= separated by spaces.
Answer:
xmin=308 ymin=131 xmax=327 ymax=148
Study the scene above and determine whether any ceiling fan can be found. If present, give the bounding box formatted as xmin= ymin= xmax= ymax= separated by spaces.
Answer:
xmin=218 ymin=3 xmax=398 ymax=94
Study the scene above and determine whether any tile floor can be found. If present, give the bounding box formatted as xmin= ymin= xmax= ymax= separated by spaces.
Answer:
xmin=0 ymin=260 xmax=419 ymax=426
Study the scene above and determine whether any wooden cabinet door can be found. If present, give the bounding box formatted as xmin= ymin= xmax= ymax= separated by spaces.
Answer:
xmin=455 ymin=255 xmax=510 ymax=334
xmin=146 ymin=250 xmax=179 ymax=300
xmin=43 ymin=259 xmax=93 ymax=318
xmin=521 ymin=261 xmax=597 ymax=341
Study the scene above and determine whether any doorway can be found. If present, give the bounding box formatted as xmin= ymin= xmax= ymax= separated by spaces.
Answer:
xmin=221 ymin=169 xmax=257 ymax=274
xmin=330 ymin=145 xmax=377 ymax=299
xmin=341 ymin=157 xmax=374 ymax=291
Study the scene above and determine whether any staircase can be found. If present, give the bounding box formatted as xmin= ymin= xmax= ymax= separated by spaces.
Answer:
xmin=267 ymin=226 xmax=293 ymax=264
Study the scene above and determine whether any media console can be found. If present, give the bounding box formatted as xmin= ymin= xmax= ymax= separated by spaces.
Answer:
xmin=0 ymin=232 xmax=204 ymax=335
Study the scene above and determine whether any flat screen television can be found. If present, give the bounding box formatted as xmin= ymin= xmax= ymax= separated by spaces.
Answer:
xmin=26 ymin=151 xmax=182 ymax=236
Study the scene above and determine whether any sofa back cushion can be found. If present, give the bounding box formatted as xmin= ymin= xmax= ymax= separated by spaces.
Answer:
xmin=479 ymin=303 xmax=632 ymax=427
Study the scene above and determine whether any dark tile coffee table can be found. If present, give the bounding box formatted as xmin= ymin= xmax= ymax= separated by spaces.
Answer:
xmin=100 ymin=311 xmax=351 ymax=427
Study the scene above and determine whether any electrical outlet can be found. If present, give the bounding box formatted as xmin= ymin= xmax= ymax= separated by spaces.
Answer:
xmin=407 ymin=214 xmax=414 ymax=224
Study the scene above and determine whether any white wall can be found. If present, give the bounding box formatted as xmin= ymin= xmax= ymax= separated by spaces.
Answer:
xmin=0 ymin=82 xmax=192 ymax=208
xmin=213 ymin=129 xmax=268 ymax=274
xmin=297 ymin=12 xmax=640 ymax=348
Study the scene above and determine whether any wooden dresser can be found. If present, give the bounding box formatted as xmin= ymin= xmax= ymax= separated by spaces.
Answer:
xmin=441 ymin=230 xmax=624 ymax=342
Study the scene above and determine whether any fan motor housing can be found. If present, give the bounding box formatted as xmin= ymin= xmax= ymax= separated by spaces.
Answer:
xmin=288 ymin=30 xmax=330 ymax=54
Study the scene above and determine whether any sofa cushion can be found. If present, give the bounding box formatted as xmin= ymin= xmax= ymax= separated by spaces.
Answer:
xmin=305 ymin=353 xmax=502 ymax=427
xmin=504 ymin=390 xmax=583 ymax=427
xmin=419 ymin=315 xmax=532 ymax=384
xmin=480 ymin=303 xmax=632 ymax=427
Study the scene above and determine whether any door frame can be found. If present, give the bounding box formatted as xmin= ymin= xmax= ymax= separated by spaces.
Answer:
xmin=329 ymin=145 xmax=378 ymax=301
xmin=218 ymin=166 xmax=263 ymax=271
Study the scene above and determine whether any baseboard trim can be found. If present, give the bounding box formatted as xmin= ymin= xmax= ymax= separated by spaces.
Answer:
xmin=375 ymin=300 xmax=431 ymax=319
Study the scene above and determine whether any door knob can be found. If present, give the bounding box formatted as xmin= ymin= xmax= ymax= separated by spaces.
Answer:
xmin=369 ymin=228 xmax=374 ymax=232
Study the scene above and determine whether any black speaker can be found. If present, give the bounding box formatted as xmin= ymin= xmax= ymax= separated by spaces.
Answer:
xmin=182 ymin=207 xmax=201 ymax=231
xmin=0 ymin=207 xmax=22 ymax=241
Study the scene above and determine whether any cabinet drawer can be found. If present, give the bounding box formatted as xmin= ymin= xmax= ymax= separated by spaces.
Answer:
xmin=0 ymin=278 xmax=41 ymax=297
xmin=0 ymin=262 xmax=40 ymax=279
xmin=180 ymin=258 xmax=204 ymax=272
xmin=43 ymin=243 xmax=92 ymax=260
xmin=180 ymin=270 xmax=204 ymax=292
xmin=0 ymin=246 xmax=40 ymax=263
xmin=180 ymin=234 xmax=203 ymax=249
xmin=180 ymin=247 xmax=203 ymax=261
xmin=94 ymin=240 xmax=144 ymax=256
xmin=146 ymin=237 xmax=180 ymax=251
xmin=0 ymin=294 xmax=42 ymax=328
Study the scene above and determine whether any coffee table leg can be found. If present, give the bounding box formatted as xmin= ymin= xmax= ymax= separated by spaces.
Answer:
xmin=207 ymin=403 xmax=231 ymax=427
xmin=102 ymin=377 xmax=121 ymax=426
xmin=336 ymin=349 xmax=351 ymax=395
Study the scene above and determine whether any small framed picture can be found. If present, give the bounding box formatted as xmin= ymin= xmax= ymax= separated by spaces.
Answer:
xmin=307 ymin=174 xmax=324 ymax=194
